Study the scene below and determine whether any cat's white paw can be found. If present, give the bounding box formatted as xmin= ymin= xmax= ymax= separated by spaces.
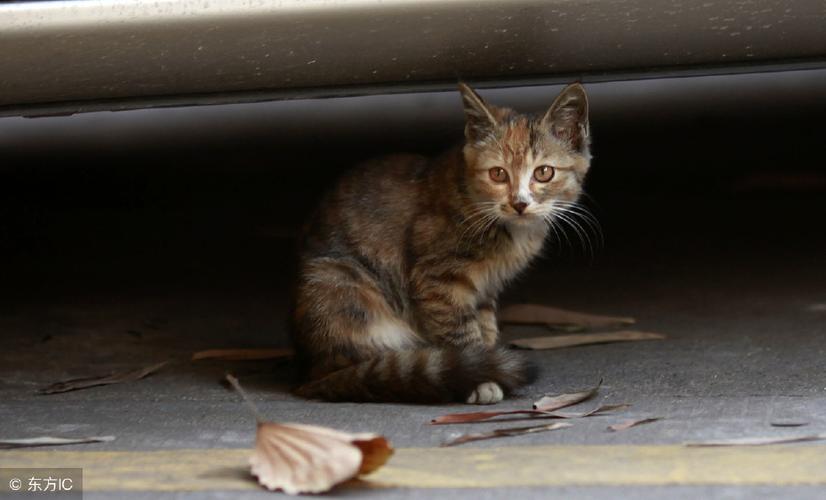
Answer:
xmin=466 ymin=382 xmax=504 ymax=405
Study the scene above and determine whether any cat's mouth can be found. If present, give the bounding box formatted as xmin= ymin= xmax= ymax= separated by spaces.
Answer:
xmin=504 ymin=211 xmax=542 ymax=225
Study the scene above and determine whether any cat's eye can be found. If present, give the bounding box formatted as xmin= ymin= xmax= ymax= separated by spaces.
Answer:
xmin=533 ymin=165 xmax=556 ymax=183
xmin=488 ymin=167 xmax=508 ymax=183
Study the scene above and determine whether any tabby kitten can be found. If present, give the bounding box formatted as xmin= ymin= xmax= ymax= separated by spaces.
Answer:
xmin=292 ymin=83 xmax=591 ymax=404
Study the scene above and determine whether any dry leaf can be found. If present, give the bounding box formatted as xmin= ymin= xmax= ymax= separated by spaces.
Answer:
xmin=252 ymin=422 xmax=392 ymax=494
xmin=192 ymin=348 xmax=294 ymax=361
xmin=499 ymin=304 xmax=634 ymax=330
xmin=431 ymin=409 xmax=541 ymax=425
xmin=446 ymin=404 xmax=629 ymax=425
xmin=442 ymin=422 xmax=572 ymax=447
xmin=510 ymin=331 xmax=665 ymax=350
xmin=553 ymin=404 xmax=630 ymax=419
xmin=608 ymin=417 xmax=662 ymax=432
xmin=225 ymin=374 xmax=393 ymax=495
xmin=685 ymin=434 xmax=826 ymax=447
xmin=38 ymin=361 xmax=169 ymax=394
xmin=0 ymin=435 xmax=115 ymax=449
xmin=431 ymin=381 xmax=610 ymax=425
xmin=533 ymin=380 xmax=602 ymax=411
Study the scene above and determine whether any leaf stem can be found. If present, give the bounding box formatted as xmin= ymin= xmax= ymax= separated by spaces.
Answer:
xmin=225 ymin=373 xmax=266 ymax=423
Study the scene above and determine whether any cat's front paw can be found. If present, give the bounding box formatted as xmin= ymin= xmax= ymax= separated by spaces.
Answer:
xmin=466 ymin=381 xmax=504 ymax=405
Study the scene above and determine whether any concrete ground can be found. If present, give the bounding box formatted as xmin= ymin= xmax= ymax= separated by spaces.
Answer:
xmin=1 ymin=72 xmax=826 ymax=498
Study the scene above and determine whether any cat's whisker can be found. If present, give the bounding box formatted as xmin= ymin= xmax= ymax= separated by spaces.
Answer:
xmin=458 ymin=213 xmax=488 ymax=237
xmin=552 ymin=201 xmax=603 ymax=242
xmin=571 ymin=209 xmax=604 ymax=251
xmin=552 ymin=202 xmax=604 ymax=249
xmin=458 ymin=203 xmax=498 ymax=225
xmin=472 ymin=212 xmax=501 ymax=242
xmin=457 ymin=203 xmax=497 ymax=230
xmin=479 ymin=213 xmax=501 ymax=240
xmin=460 ymin=214 xmax=487 ymax=241
xmin=554 ymin=215 xmax=577 ymax=255
xmin=543 ymin=213 xmax=572 ymax=254
xmin=544 ymin=218 xmax=562 ymax=253
xmin=459 ymin=207 xmax=499 ymax=243
xmin=550 ymin=208 xmax=594 ymax=257
xmin=460 ymin=206 xmax=494 ymax=228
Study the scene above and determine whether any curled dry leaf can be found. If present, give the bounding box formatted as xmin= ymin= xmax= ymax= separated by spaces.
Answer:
xmin=443 ymin=422 xmax=572 ymax=447
xmin=435 ymin=404 xmax=629 ymax=426
xmin=0 ymin=435 xmax=115 ymax=449
xmin=499 ymin=304 xmax=635 ymax=330
xmin=225 ymin=374 xmax=393 ymax=495
xmin=607 ymin=417 xmax=662 ymax=432
xmin=192 ymin=348 xmax=294 ymax=361
xmin=432 ymin=409 xmax=541 ymax=425
xmin=685 ymin=434 xmax=826 ymax=447
xmin=533 ymin=380 xmax=602 ymax=411
xmin=432 ymin=381 xmax=609 ymax=425
xmin=554 ymin=404 xmax=630 ymax=419
xmin=252 ymin=422 xmax=393 ymax=494
xmin=38 ymin=361 xmax=169 ymax=394
xmin=510 ymin=331 xmax=665 ymax=350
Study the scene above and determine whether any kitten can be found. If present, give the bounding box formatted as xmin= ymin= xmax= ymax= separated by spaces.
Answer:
xmin=292 ymin=83 xmax=591 ymax=404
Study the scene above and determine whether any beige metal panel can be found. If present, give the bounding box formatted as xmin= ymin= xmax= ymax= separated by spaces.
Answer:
xmin=1 ymin=0 xmax=825 ymax=116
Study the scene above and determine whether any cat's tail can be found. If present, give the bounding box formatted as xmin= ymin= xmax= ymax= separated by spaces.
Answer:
xmin=293 ymin=346 xmax=536 ymax=403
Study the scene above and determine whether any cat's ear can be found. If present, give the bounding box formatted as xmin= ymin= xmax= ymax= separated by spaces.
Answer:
xmin=542 ymin=83 xmax=589 ymax=151
xmin=459 ymin=82 xmax=498 ymax=143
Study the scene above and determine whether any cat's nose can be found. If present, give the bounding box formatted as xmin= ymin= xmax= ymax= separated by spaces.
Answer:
xmin=512 ymin=201 xmax=528 ymax=214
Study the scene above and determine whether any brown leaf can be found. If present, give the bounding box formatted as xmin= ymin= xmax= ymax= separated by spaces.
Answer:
xmin=499 ymin=304 xmax=635 ymax=330
xmin=685 ymin=434 xmax=826 ymax=447
xmin=442 ymin=422 xmax=572 ymax=447
xmin=430 ymin=404 xmax=627 ymax=425
xmin=38 ymin=361 xmax=169 ymax=394
xmin=472 ymin=404 xmax=631 ymax=425
xmin=225 ymin=374 xmax=393 ymax=494
xmin=251 ymin=422 xmax=393 ymax=494
xmin=553 ymin=404 xmax=630 ymax=419
xmin=533 ymin=380 xmax=602 ymax=411
xmin=510 ymin=331 xmax=665 ymax=350
xmin=353 ymin=434 xmax=395 ymax=474
xmin=0 ymin=435 xmax=115 ymax=449
xmin=608 ymin=417 xmax=662 ymax=432
xmin=192 ymin=348 xmax=294 ymax=361
xmin=431 ymin=382 xmax=613 ymax=425
xmin=432 ymin=409 xmax=542 ymax=425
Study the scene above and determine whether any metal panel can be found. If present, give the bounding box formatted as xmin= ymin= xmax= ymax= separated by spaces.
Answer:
xmin=1 ymin=0 xmax=825 ymax=116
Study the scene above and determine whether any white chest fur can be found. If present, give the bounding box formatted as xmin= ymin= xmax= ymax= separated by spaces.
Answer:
xmin=471 ymin=223 xmax=547 ymax=300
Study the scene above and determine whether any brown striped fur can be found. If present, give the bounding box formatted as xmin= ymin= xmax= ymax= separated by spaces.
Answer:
xmin=292 ymin=83 xmax=591 ymax=404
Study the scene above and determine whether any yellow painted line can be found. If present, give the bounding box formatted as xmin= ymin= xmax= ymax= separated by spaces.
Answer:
xmin=1 ymin=445 xmax=825 ymax=491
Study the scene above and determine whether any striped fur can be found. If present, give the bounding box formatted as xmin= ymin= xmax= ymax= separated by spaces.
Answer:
xmin=294 ymin=346 xmax=535 ymax=403
xmin=291 ymin=83 xmax=591 ymax=404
